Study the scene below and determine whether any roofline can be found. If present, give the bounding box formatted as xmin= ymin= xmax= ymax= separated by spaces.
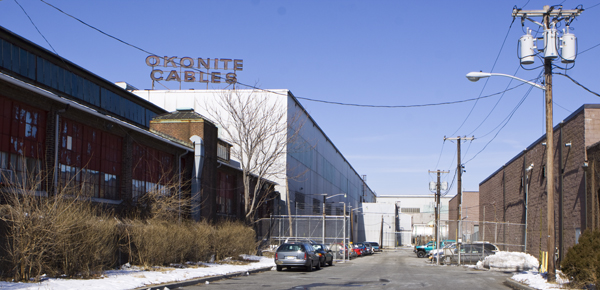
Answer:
xmin=217 ymin=160 xmax=279 ymax=186
xmin=0 ymin=72 xmax=192 ymax=153
xmin=285 ymin=90 xmax=377 ymax=197
xmin=0 ymin=25 xmax=167 ymax=117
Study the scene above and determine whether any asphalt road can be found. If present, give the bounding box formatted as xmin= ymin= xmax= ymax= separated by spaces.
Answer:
xmin=177 ymin=248 xmax=514 ymax=290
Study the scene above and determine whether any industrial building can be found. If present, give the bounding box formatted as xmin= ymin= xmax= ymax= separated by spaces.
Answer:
xmin=132 ymin=89 xmax=377 ymax=219
xmin=377 ymin=194 xmax=452 ymax=245
xmin=0 ymin=25 xmax=274 ymax=222
xmin=479 ymin=104 xmax=600 ymax=264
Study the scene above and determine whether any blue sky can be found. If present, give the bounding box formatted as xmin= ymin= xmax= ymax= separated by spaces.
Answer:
xmin=1 ymin=0 xmax=600 ymax=197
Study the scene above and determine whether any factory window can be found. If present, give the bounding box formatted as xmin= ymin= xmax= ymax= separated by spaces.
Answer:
xmin=58 ymin=118 xmax=122 ymax=199
xmin=0 ymin=97 xmax=45 ymax=191
xmin=217 ymin=171 xmax=235 ymax=215
xmin=132 ymin=143 xmax=173 ymax=200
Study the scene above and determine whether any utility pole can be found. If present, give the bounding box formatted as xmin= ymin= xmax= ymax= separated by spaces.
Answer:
xmin=323 ymin=195 xmax=326 ymax=244
xmin=444 ymin=136 xmax=474 ymax=264
xmin=429 ymin=169 xmax=449 ymax=265
xmin=512 ymin=5 xmax=583 ymax=281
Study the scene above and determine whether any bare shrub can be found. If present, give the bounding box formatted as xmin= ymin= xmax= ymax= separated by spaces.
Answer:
xmin=211 ymin=221 xmax=257 ymax=261
xmin=189 ymin=221 xmax=213 ymax=262
xmin=0 ymin=178 xmax=117 ymax=281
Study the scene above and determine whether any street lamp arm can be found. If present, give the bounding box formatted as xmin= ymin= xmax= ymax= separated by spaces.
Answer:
xmin=326 ymin=193 xmax=346 ymax=199
xmin=466 ymin=72 xmax=546 ymax=90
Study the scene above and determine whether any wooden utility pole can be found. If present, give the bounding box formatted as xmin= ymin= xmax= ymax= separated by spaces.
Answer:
xmin=444 ymin=136 xmax=474 ymax=223
xmin=444 ymin=136 xmax=474 ymax=264
xmin=510 ymin=5 xmax=583 ymax=281
xmin=543 ymin=10 xmax=556 ymax=280
xmin=429 ymin=169 xmax=449 ymax=265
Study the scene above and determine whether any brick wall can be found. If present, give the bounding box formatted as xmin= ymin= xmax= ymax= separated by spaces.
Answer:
xmin=479 ymin=106 xmax=594 ymax=263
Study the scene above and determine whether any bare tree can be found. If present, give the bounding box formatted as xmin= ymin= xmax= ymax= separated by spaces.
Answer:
xmin=205 ymin=89 xmax=302 ymax=224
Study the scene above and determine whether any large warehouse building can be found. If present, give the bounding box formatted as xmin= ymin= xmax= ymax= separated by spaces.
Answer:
xmin=132 ymin=89 xmax=377 ymax=218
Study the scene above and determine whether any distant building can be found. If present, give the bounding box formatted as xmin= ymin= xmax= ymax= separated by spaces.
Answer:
xmin=377 ymin=194 xmax=453 ymax=245
xmin=448 ymin=191 xmax=479 ymax=243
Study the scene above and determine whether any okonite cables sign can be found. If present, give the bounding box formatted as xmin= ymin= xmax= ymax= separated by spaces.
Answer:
xmin=146 ymin=55 xmax=243 ymax=84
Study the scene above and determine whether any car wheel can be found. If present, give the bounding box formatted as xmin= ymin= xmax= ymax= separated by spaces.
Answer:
xmin=315 ymin=260 xmax=321 ymax=270
xmin=444 ymin=256 xmax=452 ymax=265
xmin=417 ymin=251 xmax=426 ymax=258
xmin=327 ymin=259 xmax=333 ymax=266
xmin=320 ymin=259 xmax=326 ymax=267
xmin=306 ymin=263 xmax=313 ymax=272
xmin=276 ymin=265 xmax=282 ymax=271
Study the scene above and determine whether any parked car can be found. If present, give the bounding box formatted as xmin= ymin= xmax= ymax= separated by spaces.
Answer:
xmin=428 ymin=243 xmax=455 ymax=261
xmin=352 ymin=243 xmax=363 ymax=257
xmin=355 ymin=243 xmax=370 ymax=255
xmin=364 ymin=241 xmax=380 ymax=252
xmin=330 ymin=243 xmax=357 ymax=259
xmin=442 ymin=243 xmax=496 ymax=265
xmin=414 ymin=240 xmax=455 ymax=258
xmin=364 ymin=243 xmax=374 ymax=254
xmin=311 ymin=243 xmax=334 ymax=266
xmin=274 ymin=242 xmax=321 ymax=271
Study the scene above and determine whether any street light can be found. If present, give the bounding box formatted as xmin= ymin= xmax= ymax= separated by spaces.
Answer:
xmin=338 ymin=201 xmax=346 ymax=263
xmin=466 ymin=72 xmax=546 ymax=90
xmin=322 ymin=193 xmax=347 ymax=244
xmin=466 ymin=69 xmax=555 ymax=278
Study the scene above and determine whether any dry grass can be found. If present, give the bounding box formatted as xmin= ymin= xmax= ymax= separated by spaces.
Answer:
xmin=0 ymin=184 xmax=117 ymax=281
xmin=211 ymin=221 xmax=257 ymax=261
xmin=0 ymin=169 xmax=259 ymax=282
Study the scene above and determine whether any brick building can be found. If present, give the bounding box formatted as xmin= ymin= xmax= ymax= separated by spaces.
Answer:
xmin=479 ymin=104 xmax=600 ymax=264
xmin=448 ymin=191 xmax=479 ymax=243
xmin=0 ymin=25 xmax=273 ymax=222
xmin=149 ymin=109 xmax=278 ymax=222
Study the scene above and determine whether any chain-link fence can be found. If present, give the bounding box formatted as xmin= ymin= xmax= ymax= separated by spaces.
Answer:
xmin=412 ymin=220 xmax=525 ymax=251
xmin=255 ymin=215 xmax=349 ymax=248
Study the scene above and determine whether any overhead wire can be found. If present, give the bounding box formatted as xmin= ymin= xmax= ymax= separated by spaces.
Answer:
xmin=463 ymin=81 xmax=538 ymax=165
xmin=38 ymin=0 xmax=537 ymax=110
xmin=448 ymin=17 xmax=516 ymax=137
xmin=555 ymin=72 xmax=600 ymax=97
xmin=467 ymin=66 xmax=522 ymax=136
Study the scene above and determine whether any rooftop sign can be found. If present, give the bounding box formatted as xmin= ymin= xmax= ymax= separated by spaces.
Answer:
xmin=146 ymin=55 xmax=243 ymax=84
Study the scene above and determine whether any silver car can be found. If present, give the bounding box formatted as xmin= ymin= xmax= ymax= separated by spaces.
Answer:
xmin=275 ymin=242 xmax=320 ymax=272
xmin=443 ymin=243 xmax=496 ymax=265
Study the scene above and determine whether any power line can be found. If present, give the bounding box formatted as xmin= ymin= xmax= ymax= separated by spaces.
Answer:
xmin=449 ymin=17 xmax=516 ymax=136
xmin=39 ymin=0 xmax=535 ymax=110
xmin=555 ymin=72 xmax=600 ymax=97
xmin=467 ymin=66 xmax=522 ymax=136
xmin=463 ymin=83 xmax=537 ymax=165
xmin=40 ymin=0 xmax=155 ymax=56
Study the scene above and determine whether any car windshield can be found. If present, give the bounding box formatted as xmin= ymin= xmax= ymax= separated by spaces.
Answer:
xmin=312 ymin=244 xmax=323 ymax=251
xmin=278 ymin=244 xmax=304 ymax=252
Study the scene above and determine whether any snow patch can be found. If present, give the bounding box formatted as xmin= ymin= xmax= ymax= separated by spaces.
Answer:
xmin=481 ymin=251 xmax=539 ymax=271
xmin=0 ymin=256 xmax=275 ymax=290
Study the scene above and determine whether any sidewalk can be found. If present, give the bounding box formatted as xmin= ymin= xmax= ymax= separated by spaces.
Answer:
xmin=0 ymin=256 xmax=276 ymax=290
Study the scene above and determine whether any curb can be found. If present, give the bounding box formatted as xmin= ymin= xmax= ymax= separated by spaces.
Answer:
xmin=131 ymin=266 xmax=275 ymax=290
xmin=504 ymin=278 xmax=538 ymax=290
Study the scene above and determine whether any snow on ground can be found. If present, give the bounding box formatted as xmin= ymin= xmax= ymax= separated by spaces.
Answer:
xmin=511 ymin=271 xmax=570 ymax=289
xmin=0 ymin=256 xmax=275 ymax=290
xmin=472 ymin=251 xmax=571 ymax=290
xmin=478 ymin=251 xmax=539 ymax=271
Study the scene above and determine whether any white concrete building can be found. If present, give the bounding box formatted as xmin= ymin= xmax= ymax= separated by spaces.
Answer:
xmin=376 ymin=194 xmax=454 ymax=244
xmin=132 ymin=89 xmax=376 ymax=216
